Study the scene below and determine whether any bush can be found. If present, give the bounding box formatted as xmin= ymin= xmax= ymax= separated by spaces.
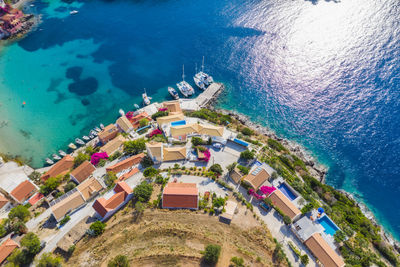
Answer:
xmin=9 ymin=205 xmax=30 ymax=222
xmin=300 ymin=254 xmax=309 ymax=265
xmin=89 ymin=221 xmax=106 ymax=236
xmin=237 ymin=165 xmax=249 ymax=175
xmin=123 ymin=138 xmax=146 ymax=155
xmin=108 ymin=254 xmax=129 ymax=267
xmin=68 ymin=245 xmax=76 ymax=254
xmin=133 ymin=182 xmax=153 ymax=202
xmin=104 ymin=172 xmax=117 ymax=188
xmin=139 ymin=118 xmax=149 ymax=127
xmin=64 ymin=182 xmax=76 ymax=193
xmin=4 ymin=218 xmax=27 ymax=235
xmin=37 ymin=252 xmax=62 ymax=267
xmin=203 ymin=244 xmax=221 ymax=264
xmin=209 ymin=164 xmax=223 ymax=176
xmin=59 ymin=215 xmax=70 ymax=226
xmin=241 ymin=127 xmax=253 ymax=136
xmin=98 ymin=158 xmax=107 ymax=167
xmin=240 ymin=150 xmax=255 ymax=161
xmin=73 ymin=152 xmax=90 ymax=168
xmin=21 ymin=232 xmax=41 ymax=255
xmin=192 ymin=136 xmax=206 ymax=146
xmin=230 ymin=256 xmax=244 ymax=267
xmin=300 ymin=203 xmax=314 ymax=215
xmin=212 ymin=197 xmax=226 ymax=208
xmin=143 ymin=167 xmax=158 ymax=178
xmin=226 ymin=162 xmax=237 ymax=173
xmin=40 ymin=176 xmax=62 ymax=195
xmin=28 ymin=171 xmax=41 ymax=183
xmin=108 ymin=151 xmax=122 ymax=161
xmin=151 ymin=110 xmax=169 ymax=120
xmin=140 ymin=155 xmax=154 ymax=168
xmin=334 ymin=230 xmax=346 ymax=243
xmin=282 ymin=215 xmax=292 ymax=225
xmin=267 ymin=139 xmax=286 ymax=152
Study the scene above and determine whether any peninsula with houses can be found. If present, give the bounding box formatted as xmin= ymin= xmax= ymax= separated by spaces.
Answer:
xmin=0 ymin=0 xmax=34 ymax=40
xmin=0 ymin=83 xmax=399 ymax=266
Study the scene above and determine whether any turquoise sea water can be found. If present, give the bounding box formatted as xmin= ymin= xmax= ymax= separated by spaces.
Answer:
xmin=0 ymin=0 xmax=399 ymax=240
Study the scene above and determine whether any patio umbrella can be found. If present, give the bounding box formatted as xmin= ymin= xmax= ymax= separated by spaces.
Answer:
xmin=318 ymin=207 xmax=324 ymax=214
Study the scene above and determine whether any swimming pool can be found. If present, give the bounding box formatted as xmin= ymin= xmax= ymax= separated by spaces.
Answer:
xmin=318 ymin=215 xmax=339 ymax=236
xmin=278 ymin=183 xmax=297 ymax=201
xmin=171 ymin=120 xmax=186 ymax=126
xmin=254 ymin=160 xmax=262 ymax=167
xmin=233 ymin=138 xmax=249 ymax=147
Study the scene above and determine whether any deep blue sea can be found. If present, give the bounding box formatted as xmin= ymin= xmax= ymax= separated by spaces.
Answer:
xmin=0 ymin=0 xmax=399 ymax=240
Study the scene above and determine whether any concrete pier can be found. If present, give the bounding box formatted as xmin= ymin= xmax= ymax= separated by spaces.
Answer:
xmin=196 ymin=82 xmax=224 ymax=108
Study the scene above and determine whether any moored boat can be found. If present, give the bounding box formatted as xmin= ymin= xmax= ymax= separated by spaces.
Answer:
xmin=168 ymin=87 xmax=179 ymax=99
xmin=195 ymin=56 xmax=214 ymax=87
xmin=134 ymin=104 xmax=140 ymax=109
xmin=82 ymin=135 xmax=90 ymax=141
xmin=90 ymin=130 xmax=98 ymax=136
xmin=68 ymin=143 xmax=77 ymax=150
xmin=95 ymin=127 xmax=101 ymax=132
xmin=58 ymin=150 xmax=67 ymax=157
xmin=75 ymin=138 xmax=85 ymax=145
xmin=100 ymin=123 xmax=105 ymax=130
xmin=52 ymin=154 xmax=61 ymax=160
xmin=119 ymin=109 xmax=125 ymax=117
xmin=89 ymin=133 xmax=95 ymax=139
xmin=142 ymin=89 xmax=151 ymax=105
xmin=176 ymin=65 xmax=194 ymax=97
xmin=70 ymin=10 xmax=78 ymax=15
xmin=45 ymin=158 xmax=54 ymax=165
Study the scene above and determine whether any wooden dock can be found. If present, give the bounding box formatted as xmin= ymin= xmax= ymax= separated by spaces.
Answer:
xmin=196 ymin=82 xmax=224 ymax=108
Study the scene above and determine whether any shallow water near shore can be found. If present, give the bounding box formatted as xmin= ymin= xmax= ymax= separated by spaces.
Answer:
xmin=0 ymin=0 xmax=399 ymax=240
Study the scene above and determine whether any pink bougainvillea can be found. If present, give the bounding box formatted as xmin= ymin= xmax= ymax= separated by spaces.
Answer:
xmin=203 ymin=149 xmax=211 ymax=162
xmin=126 ymin=111 xmax=134 ymax=119
xmin=260 ymin=186 xmax=276 ymax=195
xmin=149 ymin=128 xmax=163 ymax=137
xmin=91 ymin=152 xmax=109 ymax=165
xmin=248 ymin=188 xmax=266 ymax=200
xmin=158 ymin=108 xmax=168 ymax=112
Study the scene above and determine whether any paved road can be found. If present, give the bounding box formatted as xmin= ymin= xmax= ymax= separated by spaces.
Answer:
xmin=26 ymin=208 xmax=52 ymax=230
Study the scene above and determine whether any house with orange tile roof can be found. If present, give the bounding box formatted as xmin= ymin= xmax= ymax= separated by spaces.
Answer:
xmin=0 ymin=238 xmax=19 ymax=264
xmin=41 ymin=155 xmax=74 ymax=181
xmin=0 ymin=194 xmax=8 ymax=209
xmin=162 ymin=183 xmax=198 ymax=210
xmin=100 ymin=135 xmax=126 ymax=156
xmin=106 ymin=153 xmax=144 ymax=174
xmin=162 ymin=100 xmax=182 ymax=114
xmin=145 ymin=142 xmax=187 ymax=163
xmin=70 ymin=161 xmax=96 ymax=184
xmin=304 ymin=233 xmax=345 ymax=267
xmin=129 ymin=112 xmax=151 ymax=129
xmin=243 ymin=165 xmax=270 ymax=190
xmin=98 ymin=124 xmax=118 ymax=144
xmin=268 ymin=189 xmax=301 ymax=221
xmin=116 ymin=115 xmax=134 ymax=133
xmin=118 ymin=167 xmax=139 ymax=182
xmin=92 ymin=181 xmax=133 ymax=221
xmin=9 ymin=180 xmax=37 ymax=204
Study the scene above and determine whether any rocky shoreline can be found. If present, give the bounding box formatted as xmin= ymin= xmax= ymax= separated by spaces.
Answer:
xmin=206 ymin=101 xmax=400 ymax=253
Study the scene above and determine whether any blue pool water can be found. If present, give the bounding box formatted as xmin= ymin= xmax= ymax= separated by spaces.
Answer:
xmin=254 ymin=161 xmax=262 ymax=167
xmin=233 ymin=138 xmax=249 ymax=147
xmin=171 ymin=120 xmax=186 ymax=127
xmin=318 ymin=215 xmax=340 ymax=236
xmin=0 ymin=0 xmax=399 ymax=241
xmin=278 ymin=183 xmax=298 ymax=201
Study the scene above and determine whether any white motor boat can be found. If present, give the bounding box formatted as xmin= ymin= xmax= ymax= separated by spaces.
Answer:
xmin=195 ymin=56 xmax=214 ymax=87
xmin=75 ymin=138 xmax=85 ymax=145
xmin=142 ymin=89 xmax=151 ymax=105
xmin=45 ymin=158 xmax=54 ymax=165
xmin=89 ymin=133 xmax=95 ymax=139
xmin=82 ymin=135 xmax=90 ymax=141
xmin=176 ymin=65 xmax=194 ymax=97
xmin=134 ymin=104 xmax=140 ymax=109
xmin=58 ymin=150 xmax=67 ymax=157
xmin=68 ymin=143 xmax=77 ymax=150
xmin=95 ymin=127 xmax=101 ymax=132
xmin=90 ymin=130 xmax=98 ymax=136
xmin=52 ymin=154 xmax=61 ymax=160
xmin=168 ymin=87 xmax=179 ymax=99
xmin=70 ymin=10 xmax=78 ymax=15
xmin=100 ymin=123 xmax=105 ymax=130
xmin=119 ymin=109 xmax=125 ymax=117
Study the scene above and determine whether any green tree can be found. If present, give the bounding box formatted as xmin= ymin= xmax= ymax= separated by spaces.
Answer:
xmin=239 ymin=150 xmax=255 ymax=161
xmin=37 ymin=252 xmax=62 ymax=267
xmin=273 ymin=242 xmax=286 ymax=263
xmin=226 ymin=162 xmax=237 ymax=174
xmin=64 ymin=182 xmax=76 ymax=193
xmin=133 ymin=182 xmax=153 ymax=202
xmin=230 ymin=256 xmax=244 ymax=267
xmin=73 ymin=152 xmax=90 ymax=168
xmin=191 ymin=136 xmax=205 ymax=146
xmin=140 ymin=155 xmax=154 ymax=168
xmin=241 ymin=127 xmax=253 ymax=136
xmin=89 ymin=221 xmax=106 ymax=236
xmin=139 ymin=118 xmax=149 ymax=127
xmin=334 ymin=230 xmax=346 ymax=243
xmin=237 ymin=165 xmax=249 ymax=175
xmin=123 ymin=139 xmax=146 ymax=155
xmin=143 ymin=167 xmax=158 ymax=178
xmin=40 ymin=176 xmax=62 ymax=195
xmin=98 ymin=158 xmax=107 ymax=167
xmin=7 ymin=249 xmax=30 ymax=266
xmin=209 ymin=164 xmax=223 ymax=176
xmin=203 ymin=244 xmax=221 ymax=264
xmin=21 ymin=232 xmax=41 ymax=255
xmin=104 ymin=172 xmax=117 ymax=188
xmin=282 ymin=215 xmax=292 ymax=225
xmin=9 ymin=205 xmax=30 ymax=222
xmin=0 ymin=224 xmax=6 ymax=238
xmin=28 ymin=171 xmax=41 ymax=183
xmin=300 ymin=254 xmax=309 ymax=265
xmin=108 ymin=254 xmax=129 ymax=267
xmin=151 ymin=110 xmax=169 ymax=120
xmin=4 ymin=218 xmax=27 ymax=235
xmin=85 ymin=145 xmax=98 ymax=156
xmin=212 ymin=197 xmax=226 ymax=208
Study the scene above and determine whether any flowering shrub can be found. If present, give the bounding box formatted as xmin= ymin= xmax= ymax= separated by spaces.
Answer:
xmin=126 ymin=111 xmax=134 ymax=119
xmin=248 ymin=188 xmax=266 ymax=200
xmin=259 ymin=186 xmax=276 ymax=195
xmin=203 ymin=149 xmax=211 ymax=162
xmin=158 ymin=107 xmax=168 ymax=112
xmin=149 ymin=128 xmax=163 ymax=137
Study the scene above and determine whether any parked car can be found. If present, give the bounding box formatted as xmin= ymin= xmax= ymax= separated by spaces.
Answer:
xmin=259 ymin=202 xmax=271 ymax=212
xmin=212 ymin=143 xmax=223 ymax=149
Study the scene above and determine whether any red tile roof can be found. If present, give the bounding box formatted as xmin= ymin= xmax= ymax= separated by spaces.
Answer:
xmin=129 ymin=112 xmax=151 ymax=129
xmin=98 ymin=124 xmax=118 ymax=143
xmin=28 ymin=193 xmax=44 ymax=206
xmin=162 ymin=183 xmax=198 ymax=209
xmin=70 ymin=161 xmax=96 ymax=184
xmin=0 ymin=238 xmax=19 ymax=264
xmin=106 ymin=153 xmax=144 ymax=174
xmin=118 ymin=168 xmax=139 ymax=182
xmin=305 ymin=233 xmax=345 ymax=267
xmin=0 ymin=195 xmax=8 ymax=209
xmin=92 ymin=182 xmax=132 ymax=218
xmin=41 ymin=155 xmax=74 ymax=181
xmin=10 ymin=180 xmax=36 ymax=203
xmin=268 ymin=190 xmax=301 ymax=220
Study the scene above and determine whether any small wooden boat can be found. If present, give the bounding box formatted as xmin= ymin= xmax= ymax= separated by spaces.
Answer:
xmin=58 ymin=150 xmax=67 ymax=157
xmin=52 ymin=154 xmax=61 ymax=160
xmin=75 ymin=138 xmax=85 ymax=145
xmin=68 ymin=143 xmax=77 ymax=150
xmin=45 ymin=158 xmax=54 ymax=165
xmin=82 ymin=135 xmax=90 ymax=141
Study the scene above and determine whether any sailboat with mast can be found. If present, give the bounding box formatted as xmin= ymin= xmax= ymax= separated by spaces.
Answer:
xmin=176 ymin=64 xmax=195 ymax=97
xmin=194 ymin=56 xmax=214 ymax=87
xmin=142 ymin=88 xmax=151 ymax=105
xmin=193 ymin=63 xmax=206 ymax=90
